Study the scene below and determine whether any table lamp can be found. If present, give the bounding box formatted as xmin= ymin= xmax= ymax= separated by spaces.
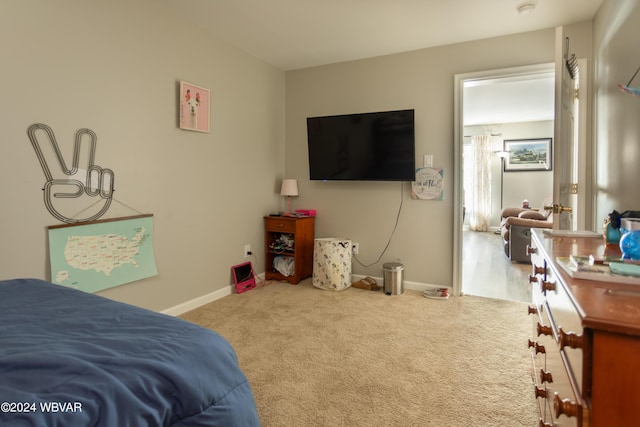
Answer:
xmin=280 ymin=179 xmax=298 ymax=214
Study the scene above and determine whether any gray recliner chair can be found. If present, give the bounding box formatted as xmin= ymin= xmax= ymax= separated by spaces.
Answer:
xmin=500 ymin=195 xmax=553 ymax=263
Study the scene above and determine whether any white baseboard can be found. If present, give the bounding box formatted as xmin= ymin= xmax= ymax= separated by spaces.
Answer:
xmin=161 ymin=272 xmax=267 ymax=316
xmin=351 ymin=274 xmax=445 ymax=293
xmin=161 ymin=273 xmax=446 ymax=316
xmin=161 ymin=286 xmax=232 ymax=316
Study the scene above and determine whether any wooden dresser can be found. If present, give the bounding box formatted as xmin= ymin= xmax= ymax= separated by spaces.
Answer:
xmin=264 ymin=216 xmax=315 ymax=284
xmin=527 ymin=228 xmax=640 ymax=426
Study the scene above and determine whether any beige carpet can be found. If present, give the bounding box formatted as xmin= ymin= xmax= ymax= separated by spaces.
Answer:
xmin=181 ymin=279 xmax=537 ymax=426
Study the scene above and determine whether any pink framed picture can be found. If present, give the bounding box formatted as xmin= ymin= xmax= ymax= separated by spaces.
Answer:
xmin=179 ymin=81 xmax=210 ymax=133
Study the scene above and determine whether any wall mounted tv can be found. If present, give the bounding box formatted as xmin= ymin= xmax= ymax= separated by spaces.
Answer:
xmin=307 ymin=109 xmax=416 ymax=181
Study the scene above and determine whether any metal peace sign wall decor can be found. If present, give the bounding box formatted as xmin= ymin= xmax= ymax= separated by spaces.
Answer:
xmin=27 ymin=123 xmax=115 ymax=224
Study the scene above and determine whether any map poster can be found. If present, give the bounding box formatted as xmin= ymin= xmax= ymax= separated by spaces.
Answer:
xmin=48 ymin=214 xmax=158 ymax=293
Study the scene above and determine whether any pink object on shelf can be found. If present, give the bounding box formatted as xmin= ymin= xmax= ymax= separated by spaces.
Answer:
xmin=295 ymin=209 xmax=316 ymax=217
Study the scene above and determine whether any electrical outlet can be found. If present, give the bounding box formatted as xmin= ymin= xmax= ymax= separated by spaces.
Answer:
xmin=352 ymin=243 xmax=359 ymax=254
xmin=244 ymin=244 xmax=251 ymax=257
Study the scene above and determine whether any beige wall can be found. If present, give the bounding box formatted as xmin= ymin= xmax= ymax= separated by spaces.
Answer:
xmin=4 ymin=0 xmax=630 ymax=308
xmin=593 ymin=0 xmax=640 ymax=222
xmin=0 ymin=0 xmax=285 ymax=310
xmin=286 ymin=30 xmax=556 ymax=286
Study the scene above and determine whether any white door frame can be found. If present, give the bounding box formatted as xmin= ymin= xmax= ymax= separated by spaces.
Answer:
xmin=453 ymin=63 xmax=555 ymax=297
xmin=576 ymin=58 xmax=590 ymax=230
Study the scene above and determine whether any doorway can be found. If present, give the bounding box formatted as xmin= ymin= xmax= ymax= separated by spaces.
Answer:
xmin=453 ymin=63 xmax=555 ymax=300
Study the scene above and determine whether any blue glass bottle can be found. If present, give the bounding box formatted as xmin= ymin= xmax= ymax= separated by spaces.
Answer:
xmin=620 ymin=230 xmax=640 ymax=260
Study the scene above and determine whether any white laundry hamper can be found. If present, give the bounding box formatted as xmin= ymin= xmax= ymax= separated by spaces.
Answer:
xmin=312 ymin=238 xmax=352 ymax=291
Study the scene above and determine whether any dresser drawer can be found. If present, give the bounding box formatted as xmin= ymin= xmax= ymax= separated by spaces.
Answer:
xmin=265 ymin=217 xmax=296 ymax=233
xmin=531 ymin=286 xmax=581 ymax=426
xmin=530 ymin=281 xmax=550 ymax=374
xmin=530 ymin=286 xmax=555 ymax=423
xmin=529 ymin=234 xmax=584 ymax=426
xmin=544 ymin=262 xmax=584 ymax=396
xmin=542 ymin=343 xmax=579 ymax=427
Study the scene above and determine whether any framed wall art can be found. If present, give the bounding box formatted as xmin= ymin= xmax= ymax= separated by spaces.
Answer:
xmin=411 ymin=167 xmax=444 ymax=200
xmin=503 ymin=138 xmax=552 ymax=172
xmin=179 ymin=81 xmax=210 ymax=133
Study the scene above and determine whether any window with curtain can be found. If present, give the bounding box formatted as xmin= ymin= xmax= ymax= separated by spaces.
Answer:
xmin=468 ymin=134 xmax=492 ymax=231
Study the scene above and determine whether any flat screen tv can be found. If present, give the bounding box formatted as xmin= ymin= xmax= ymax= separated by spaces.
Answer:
xmin=307 ymin=109 xmax=415 ymax=181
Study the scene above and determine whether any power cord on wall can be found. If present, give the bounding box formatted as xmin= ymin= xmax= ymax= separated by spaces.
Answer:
xmin=243 ymin=182 xmax=405 ymax=284
xmin=246 ymin=251 xmax=269 ymax=288
xmin=352 ymin=181 xmax=404 ymax=268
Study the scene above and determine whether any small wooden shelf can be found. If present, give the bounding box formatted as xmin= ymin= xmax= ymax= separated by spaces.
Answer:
xmin=264 ymin=216 xmax=315 ymax=284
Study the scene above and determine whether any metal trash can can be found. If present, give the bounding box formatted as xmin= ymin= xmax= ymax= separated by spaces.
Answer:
xmin=383 ymin=262 xmax=404 ymax=295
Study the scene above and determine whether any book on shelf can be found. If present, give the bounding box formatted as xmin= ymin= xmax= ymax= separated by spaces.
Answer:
xmin=556 ymin=256 xmax=640 ymax=285
xmin=569 ymin=255 xmax=606 ymax=270
xmin=543 ymin=229 xmax=602 ymax=237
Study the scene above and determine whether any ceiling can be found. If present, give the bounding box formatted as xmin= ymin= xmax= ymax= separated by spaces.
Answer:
xmin=154 ymin=0 xmax=603 ymax=71
xmin=463 ymin=71 xmax=556 ymax=125
xmin=154 ymin=0 xmax=602 ymax=125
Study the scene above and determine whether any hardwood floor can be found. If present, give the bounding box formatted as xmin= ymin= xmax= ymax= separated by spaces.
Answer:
xmin=462 ymin=229 xmax=532 ymax=303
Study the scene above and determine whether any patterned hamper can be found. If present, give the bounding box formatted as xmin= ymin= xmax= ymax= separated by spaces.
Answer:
xmin=312 ymin=238 xmax=352 ymax=291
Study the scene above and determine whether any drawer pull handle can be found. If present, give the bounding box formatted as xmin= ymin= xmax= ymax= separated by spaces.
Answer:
xmin=559 ymin=328 xmax=583 ymax=349
xmin=537 ymin=322 xmax=552 ymax=337
xmin=528 ymin=275 xmax=538 ymax=284
xmin=528 ymin=339 xmax=546 ymax=354
xmin=541 ymin=281 xmax=556 ymax=293
xmin=540 ymin=369 xmax=553 ymax=384
xmin=527 ymin=306 xmax=538 ymax=315
xmin=532 ymin=265 xmax=546 ymax=275
xmin=534 ymin=386 xmax=547 ymax=399
xmin=554 ymin=393 xmax=579 ymax=419
xmin=526 ymin=245 xmax=538 ymax=255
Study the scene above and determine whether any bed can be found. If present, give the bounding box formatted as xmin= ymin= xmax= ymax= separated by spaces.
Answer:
xmin=0 ymin=278 xmax=260 ymax=427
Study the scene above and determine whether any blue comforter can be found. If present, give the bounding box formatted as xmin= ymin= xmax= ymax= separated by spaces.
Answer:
xmin=0 ymin=279 xmax=259 ymax=426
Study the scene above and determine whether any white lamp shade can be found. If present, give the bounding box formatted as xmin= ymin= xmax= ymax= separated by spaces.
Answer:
xmin=280 ymin=179 xmax=299 ymax=197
